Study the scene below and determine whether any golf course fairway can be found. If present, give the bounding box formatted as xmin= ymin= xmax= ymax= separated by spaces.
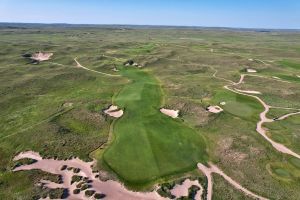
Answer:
xmin=103 ymin=67 xmax=208 ymax=185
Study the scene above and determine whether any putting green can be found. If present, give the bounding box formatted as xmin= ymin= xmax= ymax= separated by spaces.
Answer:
xmin=103 ymin=68 xmax=207 ymax=184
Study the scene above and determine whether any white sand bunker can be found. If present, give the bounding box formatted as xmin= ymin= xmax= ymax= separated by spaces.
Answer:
xmin=13 ymin=151 xmax=166 ymax=200
xmin=160 ymin=108 xmax=179 ymax=118
xmin=235 ymin=89 xmax=262 ymax=94
xmin=246 ymin=68 xmax=257 ymax=73
xmin=104 ymin=105 xmax=124 ymax=118
xmin=207 ymin=106 xmax=223 ymax=114
xmin=170 ymin=179 xmax=203 ymax=200
xmin=31 ymin=52 xmax=53 ymax=62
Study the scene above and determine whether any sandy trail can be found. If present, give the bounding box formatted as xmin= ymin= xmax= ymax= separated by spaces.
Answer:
xmin=224 ymin=73 xmax=300 ymax=159
xmin=276 ymin=111 xmax=300 ymax=120
xmin=197 ymin=163 xmax=268 ymax=200
xmin=13 ymin=151 xmax=166 ymax=200
xmin=234 ymin=89 xmax=261 ymax=94
xmin=74 ymin=58 xmax=121 ymax=77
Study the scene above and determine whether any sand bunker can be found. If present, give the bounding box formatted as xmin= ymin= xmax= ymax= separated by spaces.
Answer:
xmin=160 ymin=108 xmax=179 ymax=118
xmin=246 ymin=68 xmax=257 ymax=73
xmin=13 ymin=151 xmax=166 ymax=200
xmin=235 ymin=89 xmax=261 ymax=94
xmin=207 ymin=106 xmax=223 ymax=114
xmin=104 ymin=105 xmax=124 ymax=118
xmin=170 ymin=179 xmax=203 ymax=200
xmin=31 ymin=52 xmax=53 ymax=62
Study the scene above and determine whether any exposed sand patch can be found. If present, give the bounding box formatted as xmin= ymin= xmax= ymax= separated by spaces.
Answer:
xmin=13 ymin=151 xmax=166 ymax=200
xmin=170 ymin=179 xmax=203 ymax=200
xmin=297 ymin=75 xmax=300 ymax=78
xmin=248 ymin=58 xmax=254 ymax=61
xmin=220 ymin=102 xmax=226 ymax=106
xmin=31 ymin=52 xmax=53 ymax=62
xmin=160 ymin=108 xmax=179 ymax=118
xmin=234 ymin=89 xmax=262 ymax=94
xmin=246 ymin=68 xmax=257 ymax=73
xmin=207 ymin=106 xmax=223 ymax=113
xmin=104 ymin=105 xmax=124 ymax=118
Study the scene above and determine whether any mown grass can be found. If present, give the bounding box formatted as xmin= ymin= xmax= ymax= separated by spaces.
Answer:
xmin=102 ymin=67 xmax=207 ymax=186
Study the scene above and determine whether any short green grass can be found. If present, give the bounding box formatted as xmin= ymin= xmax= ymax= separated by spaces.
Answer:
xmin=102 ymin=67 xmax=207 ymax=185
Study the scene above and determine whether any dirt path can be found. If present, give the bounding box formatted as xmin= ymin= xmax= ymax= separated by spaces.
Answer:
xmin=200 ymin=68 xmax=300 ymax=199
xmin=276 ymin=111 xmax=300 ymax=120
xmin=224 ymin=74 xmax=300 ymax=159
xmin=197 ymin=163 xmax=268 ymax=200
xmin=74 ymin=58 xmax=121 ymax=77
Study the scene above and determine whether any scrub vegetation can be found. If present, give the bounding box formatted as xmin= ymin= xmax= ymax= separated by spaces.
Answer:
xmin=1 ymin=24 xmax=300 ymax=199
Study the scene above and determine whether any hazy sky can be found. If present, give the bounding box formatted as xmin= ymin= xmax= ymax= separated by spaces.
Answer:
xmin=0 ymin=0 xmax=300 ymax=29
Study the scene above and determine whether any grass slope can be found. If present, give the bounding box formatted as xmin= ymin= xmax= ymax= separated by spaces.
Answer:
xmin=103 ymin=67 xmax=207 ymax=184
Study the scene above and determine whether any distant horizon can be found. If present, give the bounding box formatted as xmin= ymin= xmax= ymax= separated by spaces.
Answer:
xmin=1 ymin=22 xmax=300 ymax=31
xmin=1 ymin=1 xmax=300 ymax=29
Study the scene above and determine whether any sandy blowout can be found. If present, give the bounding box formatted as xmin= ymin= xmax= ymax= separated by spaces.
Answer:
xmin=13 ymin=151 xmax=166 ymax=200
xmin=31 ymin=52 xmax=53 ymax=62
